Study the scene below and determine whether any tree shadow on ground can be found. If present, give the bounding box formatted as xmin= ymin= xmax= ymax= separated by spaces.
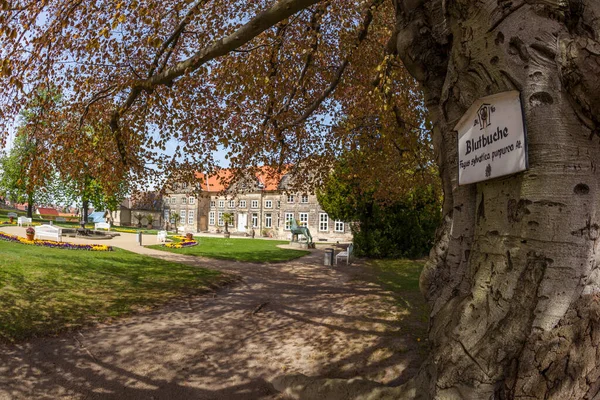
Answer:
xmin=0 ymin=250 xmax=427 ymax=399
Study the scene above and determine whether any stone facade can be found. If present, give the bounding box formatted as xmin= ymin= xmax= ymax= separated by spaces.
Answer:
xmin=165 ymin=171 xmax=352 ymax=243
xmin=162 ymin=183 xmax=203 ymax=232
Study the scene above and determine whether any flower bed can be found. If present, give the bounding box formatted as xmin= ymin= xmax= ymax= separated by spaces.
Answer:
xmin=0 ymin=221 xmax=41 ymax=226
xmin=165 ymin=235 xmax=198 ymax=248
xmin=0 ymin=231 xmax=113 ymax=251
xmin=110 ymin=227 xmax=140 ymax=234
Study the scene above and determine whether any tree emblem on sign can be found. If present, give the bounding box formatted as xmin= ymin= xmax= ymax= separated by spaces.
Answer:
xmin=474 ymin=103 xmax=495 ymax=130
xmin=485 ymin=164 xmax=492 ymax=178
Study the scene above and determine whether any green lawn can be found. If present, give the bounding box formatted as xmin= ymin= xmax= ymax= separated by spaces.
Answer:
xmin=149 ymin=236 xmax=310 ymax=263
xmin=367 ymin=258 xmax=424 ymax=294
xmin=362 ymin=259 xmax=429 ymax=346
xmin=0 ymin=240 xmax=225 ymax=342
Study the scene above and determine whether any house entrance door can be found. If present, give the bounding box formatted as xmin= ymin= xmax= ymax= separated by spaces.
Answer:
xmin=199 ymin=215 xmax=208 ymax=232
xmin=237 ymin=213 xmax=247 ymax=232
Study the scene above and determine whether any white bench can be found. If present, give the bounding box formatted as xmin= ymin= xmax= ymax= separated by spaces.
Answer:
xmin=7 ymin=212 xmax=17 ymax=218
xmin=56 ymin=217 xmax=66 ymax=222
xmin=17 ymin=216 xmax=32 ymax=226
xmin=157 ymin=230 xmax=167 ymax=243
xmin=95 ymin=222 xmax=111 ymax=231
xmin=336 ymin=244 xmax=354 ymax=265
xmin=35 ymin=224 xmax=63 ymax=242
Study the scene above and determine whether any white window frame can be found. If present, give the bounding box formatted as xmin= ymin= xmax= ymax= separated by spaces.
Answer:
xmin=229 ymin=200 xmax=235 ymax=208
xmin=265 ymin=213 xmax=272 ymax=228
xmin=180 ymin=210 xmax=186 ymax=222
xmin=209 ymin=211 xmax=215 ymax=225
xmin=287 ymin=194 xmax=294 ymax=203
xmin=210 ymin=200 xmax=216 ymax=207
xmin=284 ymin=213 xmax=294 ymax=231
xmin=251 ymin=200 xmax=258 ymax=209
xmin=239 ymin=200 xmax=247 ymax=208
xmin=301 ymin=194 xmax=309 ymax=203
xmin=299 ymin=212 xmax=308 ymax=227
xmin=189 ymin=197 xmax=195 ymax=204
xmin=182 ymin=197 xmax=187 ymax=205
xmin=334 ymin=220 xmax=344 ymax=233
xmin=265 ymin=200 xmax=272 ymax=208
xmin=252 ymin=213 xmax=258 ymax=228
xmin=171 ymin=197 xmax=176 ymax=204
xmin=319 ymin=213 xmax=329 ymax=232
xmin=218 ymin=212 xmax=224 ymax=226
xmin=218 ymin=200 xmax=225 ymax=208
xmin=188 ymin=210 xmax=195 ymax=225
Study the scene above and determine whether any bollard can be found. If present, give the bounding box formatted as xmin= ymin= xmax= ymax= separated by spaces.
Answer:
xmin=137 ymin=231 xmax=143 ymax=246
xmin=324 ymin=248 xmax=334 ymax=266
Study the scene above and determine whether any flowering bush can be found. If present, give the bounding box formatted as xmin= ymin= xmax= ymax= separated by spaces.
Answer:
xmin=26 ymin=227 xmax=35 ymax=235
xmin=0 ymin=231 xmax=113 ymax=251
xmin=1 ymin=220 xmax=41 ymax=226
xmin=111 ymin=227 xmax=142 ymax=234
xmin=164 ymin=235 xmax=198 ymax=248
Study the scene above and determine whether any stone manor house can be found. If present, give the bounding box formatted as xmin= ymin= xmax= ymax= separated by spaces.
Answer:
xmin=164 ymin=168 xmax=352 ymax=242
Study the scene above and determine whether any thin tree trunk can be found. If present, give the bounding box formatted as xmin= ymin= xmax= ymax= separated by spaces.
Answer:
xmin=82 ymin=199 xmax=89 ymax=225
xmin=26 ymin=193 xmax=33 ymax=219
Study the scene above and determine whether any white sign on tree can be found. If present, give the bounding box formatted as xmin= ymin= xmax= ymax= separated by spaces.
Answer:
xmin=456 ymin=91 xmax=528 ymax=185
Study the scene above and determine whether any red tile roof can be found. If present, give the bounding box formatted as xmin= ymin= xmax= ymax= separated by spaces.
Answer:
xmin=196 ymin=166 xmax=285 ymax=192
xmin=195 ymin=169 xmax=233 ymax=192
xmin=37 ymin=207 xmax=60 ymax=216
xmin=255 ymin=166 xmax=286 ymax=191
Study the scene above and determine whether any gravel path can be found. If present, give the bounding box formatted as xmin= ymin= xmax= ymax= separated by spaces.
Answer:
xmin=0 ymin=228 xmax=423 ymax=399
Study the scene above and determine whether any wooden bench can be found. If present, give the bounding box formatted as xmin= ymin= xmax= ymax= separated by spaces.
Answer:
xmin=336 ymin=244 xmax=354 ymax=265
xmin=95 ymin=222 xmax=111 ymax=231
xmin=157 ymin=230 xmax=167 ymax=243
xmin=17 ymin=216 xmax=32 ymax=226
xmin=35 ymin=224 xmax=63 ymax=242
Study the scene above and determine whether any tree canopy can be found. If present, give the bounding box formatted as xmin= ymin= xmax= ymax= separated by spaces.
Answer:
xmin=318 ymin=153 xmax=441 ymax=258
xmin=0 ymin=0 xmax=436 ymax=198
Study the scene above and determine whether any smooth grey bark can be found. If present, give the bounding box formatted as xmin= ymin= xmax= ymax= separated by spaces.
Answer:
xmin=401 ymin=0 xmax=600 ymax=399
xmin=276 ymin=1 xmax=600 ymax=399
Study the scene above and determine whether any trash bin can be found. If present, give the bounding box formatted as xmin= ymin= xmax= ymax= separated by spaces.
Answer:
xmin=324 ymin=248 xmax=334 ymax=266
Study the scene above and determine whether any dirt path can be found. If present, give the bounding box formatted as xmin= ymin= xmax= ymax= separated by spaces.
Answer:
xmin=0 ymin=230 xmax=424 ymax=399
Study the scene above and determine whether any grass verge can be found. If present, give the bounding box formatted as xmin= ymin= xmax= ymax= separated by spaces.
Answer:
xmin=0 ymin=240 xmax=225 ymax=342
xmin=360 ymin=259 xmax=429 ymax=350
xmin=149 ymin=236 xmax=310 ymax=263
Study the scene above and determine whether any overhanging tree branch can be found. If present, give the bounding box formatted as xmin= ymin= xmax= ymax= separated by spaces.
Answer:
xmin=148 ymin=0 xmax=209 ymax=78
xmin=282 ymin=0 xmax=383 ymax=130
xmin=109 ymin=0 xmax=323 ymax=165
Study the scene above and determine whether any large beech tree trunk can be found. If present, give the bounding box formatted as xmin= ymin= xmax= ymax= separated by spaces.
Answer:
xmin=397 ymin=0 xmax=600 ymax=398
xmin=275 ymin=1 xmax=600 ymax=399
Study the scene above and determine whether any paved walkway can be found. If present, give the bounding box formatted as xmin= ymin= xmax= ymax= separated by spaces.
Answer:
xmin=0 ymin=227 xmax=422 ymax=400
